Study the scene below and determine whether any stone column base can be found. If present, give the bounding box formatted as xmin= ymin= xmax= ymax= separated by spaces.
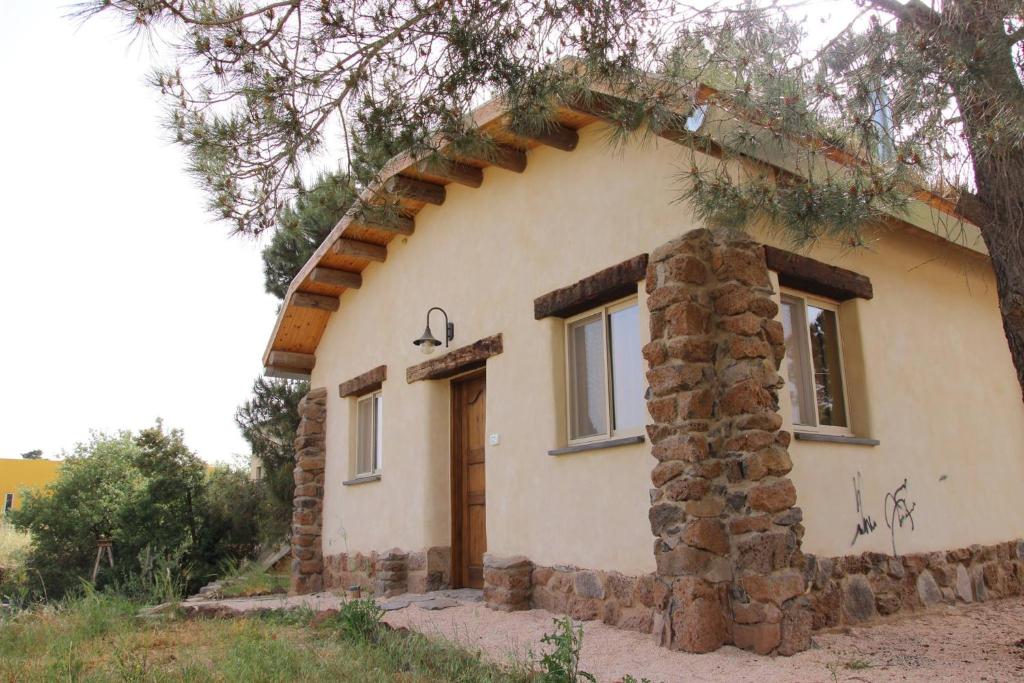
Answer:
xmin=483 ymin=554 xmax=533 ymax=611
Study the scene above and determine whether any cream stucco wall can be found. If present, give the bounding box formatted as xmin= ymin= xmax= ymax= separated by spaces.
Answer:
xmin=312 ymin=122 xmax=1024 ymax=576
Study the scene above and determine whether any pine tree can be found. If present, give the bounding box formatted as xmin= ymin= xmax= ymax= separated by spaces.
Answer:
xmin=83 ymin=0 xmax=1024 ymax=400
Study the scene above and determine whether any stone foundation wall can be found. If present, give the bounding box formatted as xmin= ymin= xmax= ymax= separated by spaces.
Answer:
xmin=323 ymin=546 xmax=451 ymax=598
xmin=482 ymin=538 xmax=1024 ymax=643
xmin=803 ymin=540 xmax=1024 ymax=629
xmin=290 ymin=388 xmax=327 ymax=595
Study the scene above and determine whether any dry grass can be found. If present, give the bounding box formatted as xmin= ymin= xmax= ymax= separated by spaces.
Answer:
xmin=0 ymin=522 xmax=30 ymax=568
xmin=0 ymin=592 xmax=531 ymax=682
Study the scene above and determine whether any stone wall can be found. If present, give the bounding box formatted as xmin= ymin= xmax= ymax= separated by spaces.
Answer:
xmin=290 ymin=388 xmax=327 ymax=595
xmin=643 ymin=229 xmax=810 ymax=655
xmin=803 ymin=540 xmax=1024 ymax=628
xmin=323 ymin=546 xmax=451 ymax=598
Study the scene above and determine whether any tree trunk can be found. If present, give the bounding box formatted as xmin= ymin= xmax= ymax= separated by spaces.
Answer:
xmin=945 ymin=0 xmax=1024 ymax=401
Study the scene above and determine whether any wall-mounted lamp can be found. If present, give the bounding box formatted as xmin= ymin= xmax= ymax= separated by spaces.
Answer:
xmin=413 ymin=306 xmax=454 ymax=355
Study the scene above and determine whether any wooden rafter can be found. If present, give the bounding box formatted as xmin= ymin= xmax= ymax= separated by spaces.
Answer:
xmin=331 ymin=237 xmax=387 ymax=262
xmin=460 ymin=144 xmax=527 ymax=173
xmin=291 ymin=291 xmax=340 ymax=312
xmin=515 ymin=123 xmax=579 ymax=152
xmin=268 ymin=350 xmax=316 ymax=370
xmin=417 ymin=159 xmax=484 ymax=188
xmin=310 ymin=266 xmax=362 ymax=289
xmin=384 ymin=175 xmax=446 ymax=205
xmin=350 ymin=214 xmax=415 ymax=236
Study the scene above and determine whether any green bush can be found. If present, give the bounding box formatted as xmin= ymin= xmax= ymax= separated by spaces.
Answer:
xmin=7 ymin=423 xmax=274 ymax=602
xmin=537 ymin=617 xmax=595 ymax=683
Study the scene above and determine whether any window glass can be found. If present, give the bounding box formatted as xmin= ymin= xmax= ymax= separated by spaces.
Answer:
xmin=3 ymin=493 xmax=12 ymax=513
xmin=357 ymin=395 xmax=375 ymax=475
xmin=609 ymin=303 xmax=643 ymax=431
xmin=373 ymin=394 xmax=383 ymax=471
xmin=568 ymin=313 xmax=608 ymax=440
xmin=781 ymin=297 xmax=812 ymax=426
xmin=807 ymin=306 xmax=848 ymax=427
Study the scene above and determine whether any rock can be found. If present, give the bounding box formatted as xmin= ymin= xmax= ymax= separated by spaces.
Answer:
xmin=380 ymin=597 xmax=414 ymax=611
xmin=681 ymin=519 xmax=730 ymax=556
xmin=955 ymin=564 xmax=973 ymax=603
xmin=656 ymin=545 xmax=733 ymax=583
xmin=875 ymin=592 xmax=902 ymax=616
xmin=574 ymin=571 xmax=605 ymax=599
xmin=483 ymin=554 xmax=531 ymax=570
xmin=842 ymin=575 xmax=877 ymax=624
xmin=417 ymin=597 xmax=459 ymax=610
xmin=733 ymin=621 xmax=781 ymax=655
xmin=917 ymin=570 xmax=943 ymax=607
xmin=778 ymin=601 xmax=813 ymax=656
xmin=669 ymin=580 xmax=727 ymax=653
xmin=649 ymin=503 xmax=686 ymax=536
xmin=740 ymin=570 xmax=805 ymax=606
xmin=735 ymin=531 xmax=797 ymax=574
xmin=748 ymin=479 xmax=798 ymax=513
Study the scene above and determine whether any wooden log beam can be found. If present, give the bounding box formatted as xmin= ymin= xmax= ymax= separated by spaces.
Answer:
xmin=267 ymin=350 xmax=316 ymax=371
xmin=534 ymin=254 xmax=649 ymax=319
xmin=349 ymin=213 xmax=415 ymax=236
xmin=406 ymin=334 xmax=504 ymax=383
xmin=310 ymin=266 xmax=362 ymax=290
xmin=460 ymin=145 xmax=527 ymax=173
xmin=383 ymin=175 xmax=446 ymax=205
xmin=291 ymin=291 xmax=340 ymax=312
xmin=339 ymin=365 xmax=388 ymax=398
xmin=265 ymin=366 xmax=312 ymax=380
xmin=763 ymin=246 xmax=873 ymax=301
xmin=515 ymin=123 xmax=579 ymax=152
xmin=331 ymin=237 xmax=388 ymax=262
xmin=418 ymin=159 xmax=484 ymax=188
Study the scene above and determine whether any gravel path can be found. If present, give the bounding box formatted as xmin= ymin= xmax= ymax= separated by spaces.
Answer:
xmin=384 ymin=597 xmax=1024 ymax=682
xmin=180 ymin=591 xmax=1024 ymax=681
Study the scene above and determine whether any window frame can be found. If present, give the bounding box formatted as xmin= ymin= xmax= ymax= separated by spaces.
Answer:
xmin=564 ymin=295 xmax=644 ymax=446
xmin=780 ymin=289 xmax=853 ymax=437
xmin=3 ymin=492 xmax=12 ymax=514
xmin=355 ymin=390 xmax=383 ymax=477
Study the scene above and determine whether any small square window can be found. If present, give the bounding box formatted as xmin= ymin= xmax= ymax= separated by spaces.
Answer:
xmin=566 ymin=298 xmax=644 ymax=443
xmin=781 ymin=292 xmax=850 ymax=432
xmin=356 ymin=391 xmax=383 ymax=476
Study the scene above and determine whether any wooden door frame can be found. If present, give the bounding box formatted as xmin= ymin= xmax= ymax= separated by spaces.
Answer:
xmin=449 ymin=368 xmax=486 ymax=589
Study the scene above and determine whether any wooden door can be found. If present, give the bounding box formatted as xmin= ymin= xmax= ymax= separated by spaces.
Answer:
xmin=451 ymin=372 xmax=487 ymax=589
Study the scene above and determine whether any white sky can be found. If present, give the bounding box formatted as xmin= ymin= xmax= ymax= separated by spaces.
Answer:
xmin=0 ymin=1 xmax=282 ymax=464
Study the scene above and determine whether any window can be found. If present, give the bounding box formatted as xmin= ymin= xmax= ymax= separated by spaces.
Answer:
xmin=356 ymin=391 xmax=383 ymax=475
xmin=3 ymin=493 xmax=12 ymax=514
xmin=781 ymin=292 xmax=850 ymax=432
xmin=566 ymin=298 xmax=644 ymax=442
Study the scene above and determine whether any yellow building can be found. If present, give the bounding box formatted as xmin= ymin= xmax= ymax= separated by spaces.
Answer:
xmin=0 ymin=458 xmax=61 ymax=513
xmin=261 ymin=91 xmax=1024 ymax=655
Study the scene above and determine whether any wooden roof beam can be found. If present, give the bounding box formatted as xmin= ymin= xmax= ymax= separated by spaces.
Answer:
xmin=459 ymin=144 xmax=527 ymax=173
xmin=291 ymin=291 xmax=340 ymax=312
xmin=383 ymin=175 xmax=446 ymax=205
xmin=417 ymin=159 xmax=484 ymax=188
xmin=350 ymin=213 xmax=415 ymax=236
xmin=516 ymin=123 xmax=579 ymax=152
xmin=310 ymin=266 xmax=362 ymax=290
xmin=331 ymin=237 xmax=387 ymax=262
xmin=267 ymin=350 xmax=316 ymax=371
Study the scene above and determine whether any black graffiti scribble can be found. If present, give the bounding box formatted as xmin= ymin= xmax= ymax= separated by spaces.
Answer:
xmin=850 ymin=471 xmax=877 ymax=546
xmin=884 ymin=478 xmax=917 ymax=556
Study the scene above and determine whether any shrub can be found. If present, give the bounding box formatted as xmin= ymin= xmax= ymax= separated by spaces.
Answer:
xmin=537 ymin=617 xmax=595 ymax=683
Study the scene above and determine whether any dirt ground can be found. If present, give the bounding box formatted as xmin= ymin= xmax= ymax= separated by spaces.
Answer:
xmin=180 ymin=591 xmax=1024 ymax=681
xmin=383 ymin=597 xmax=1024 ymax=682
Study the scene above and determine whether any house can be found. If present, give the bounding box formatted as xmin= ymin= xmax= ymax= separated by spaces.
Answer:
xmin=0 ymin=458 xmax=61 ymax=515
xmin=262 ymin=93 xmax=1024 ymax=656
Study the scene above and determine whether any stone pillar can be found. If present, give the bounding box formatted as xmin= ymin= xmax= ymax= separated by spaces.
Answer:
xmin=483 ymin=554 xmax=533 ymax=611
xmin=644 ymin=229 xmax=811 ymax=655
xmin=290 ymin=387 xmax=327 ymax=595
xmin=374 ymin=549 xmax=409 ymax=597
